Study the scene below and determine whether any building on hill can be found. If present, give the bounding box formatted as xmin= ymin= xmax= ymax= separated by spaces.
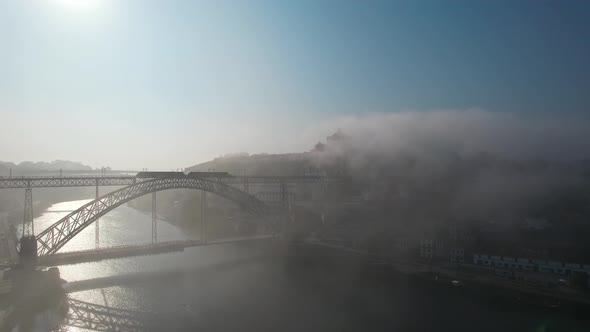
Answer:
xmin=187 ymin=152 xmax=314 ymax=176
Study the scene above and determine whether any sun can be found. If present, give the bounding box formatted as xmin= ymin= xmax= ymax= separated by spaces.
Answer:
xmin=55 ymin=0 xmax=101 ymax=10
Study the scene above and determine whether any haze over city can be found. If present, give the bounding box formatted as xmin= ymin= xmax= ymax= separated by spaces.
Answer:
xmin=2 ymin=0 xmax=589 ymax=169
xmin=1 ymin=1 xmax=590 ymax=331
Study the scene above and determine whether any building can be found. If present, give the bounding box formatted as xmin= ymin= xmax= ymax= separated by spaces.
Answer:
xmin=420 ymin=239 xmax=434 ymax=259
xmin=473 ymin=253 xmax=590 ymax=287
xmin=434 ymin=240 xmax=446 ymax=258
xmin=450 ymin=248 xmax=465 ymax=263
xmin=420 ymin=239 xmax=446 ymax=260
xmin=472 ymin=254 xmax=590 ymax=276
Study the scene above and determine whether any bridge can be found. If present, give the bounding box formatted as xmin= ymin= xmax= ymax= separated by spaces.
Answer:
xmin=0 ymin=174 xmax=342 ymax=189
xmin=39 ymin=235 xmax=274 ymax=266
xmin=0 ymin=172 xmax=342 ymax=263
xmin=35 ymin=176 xmax=272 ymax=256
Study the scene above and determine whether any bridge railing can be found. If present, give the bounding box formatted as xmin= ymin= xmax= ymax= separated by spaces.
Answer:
xmin=0 ymin=175 xmax=347 ymax=189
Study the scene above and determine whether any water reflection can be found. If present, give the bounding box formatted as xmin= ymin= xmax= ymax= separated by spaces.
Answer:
xmin=25 ymin=199 xmax=267 ymax=331
xmin=64 ymin=297 xmax=180 ymax=332
xmin=11 ymin=200 xmax=590 ymax=332
xmin=12 ymin=199 xmax=192 ymax=331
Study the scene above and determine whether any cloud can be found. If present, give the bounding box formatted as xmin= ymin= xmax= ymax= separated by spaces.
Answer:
xmin=304 ymin=109 xmax=590 ymax=163
xmin=2 ymin=106 xmax=588 ymax=170
xmin=301 ymin=109 xmax=590 ymax=225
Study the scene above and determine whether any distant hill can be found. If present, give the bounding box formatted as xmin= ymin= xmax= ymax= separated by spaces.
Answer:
xmin=187 ymin=152 xmax=318 ymax=176
xmin=187 ymin=130 xmax=358 ymax=176
xmin=0 ymin=160 xmax=94 ymax=176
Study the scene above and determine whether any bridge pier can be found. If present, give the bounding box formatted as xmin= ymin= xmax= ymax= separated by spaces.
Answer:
xmin=19 ymin=186 xmax=38 ymax=264
xmin=280 ymin=180 xmax=287 ymax=208
xmin=200 ymin=191 xmax=207 ymax=243
xmin=152 ymin=192 xmax=157 ymax=245
xmin=22 ymin=187 xmax=33 ymax=237
xmin=95 ymin=181 xmax=99 ymax=249
xmin=243 ymin=178 xmax=249 ymax=194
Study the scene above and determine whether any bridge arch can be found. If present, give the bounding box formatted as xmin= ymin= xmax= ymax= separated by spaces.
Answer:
xmin=36 ymin=177 xmax=270 ymax=256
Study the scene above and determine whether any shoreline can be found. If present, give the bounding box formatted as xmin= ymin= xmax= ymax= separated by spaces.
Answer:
xmin=298 ymin=241 xmax=590 ymax=309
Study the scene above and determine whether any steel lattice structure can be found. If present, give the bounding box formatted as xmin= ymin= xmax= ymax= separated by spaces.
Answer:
xmin=36 ymin=177 xmax=270 ymax=256
xmin=65 ymin=298 xmax=166 ymax=332
xmin=0 ymin=175 xmax=343 ymax=189
xmin=0 ymin=176 xmax=138 ymax=189
xmin=23 ymin=188 xmax=33 ymax=236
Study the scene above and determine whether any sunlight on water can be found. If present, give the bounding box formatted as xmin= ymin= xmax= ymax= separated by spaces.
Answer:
xmin=35 ymin=200 xmax=189 ymax=280
xmin=35 ymin=199 xmax=187 ymax=253
xmin=33 ymin=199 xmax=265 ymax=329
xmin=22 ymin=199 xmax=188 ymax=331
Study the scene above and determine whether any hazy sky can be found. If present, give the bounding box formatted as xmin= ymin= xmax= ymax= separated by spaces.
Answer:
xmin=1 ymin=0 xmax=589 ymax=169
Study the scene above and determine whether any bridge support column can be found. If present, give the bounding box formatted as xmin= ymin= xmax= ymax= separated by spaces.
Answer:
xmin=243 ymin=178 xmax=249 ymax=194
xmin=19 ymin=186 xmax=38 ymax=263
xmin=152 ymin=192 xmax=157 ymax=245
xmin=200 ymin=191 xmax=207 ymax=243
xmin=95 ymin=181 xmax=99 ymax=249
xmin=280 ymin=180 xmax=287 ymax=209
xmin=22 ymin=187 xmax=33 ymax=237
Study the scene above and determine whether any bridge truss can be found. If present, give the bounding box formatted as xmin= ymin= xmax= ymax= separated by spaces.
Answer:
xmin=36 ymin=177 xmax=270 ymax=256
xmin=0 ymin=175 xmax=342 ymax=189
xmin=0 ymin=176 xmax=138 ymax=189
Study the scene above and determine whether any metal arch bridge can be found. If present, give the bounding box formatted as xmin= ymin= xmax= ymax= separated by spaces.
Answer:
xmin=0 ymin=173 xmax=343 ymax=240
xmin=36 ymin=177 xmax=271 ymax=256
xmin=0 ymin=175 xmax=343 ymax=189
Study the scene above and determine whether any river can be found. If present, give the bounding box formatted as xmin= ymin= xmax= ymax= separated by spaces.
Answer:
xmin=25 ymin=199 xmax=590 ymax=331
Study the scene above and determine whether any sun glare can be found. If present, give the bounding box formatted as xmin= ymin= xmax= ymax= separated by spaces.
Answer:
xmin=55 ymin=0 xmax=100 ymax=10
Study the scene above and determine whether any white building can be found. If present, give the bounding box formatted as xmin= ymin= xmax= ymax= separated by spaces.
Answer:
xmin=420 ymin=239 xmax=445 ymax=259
xmin=450 ymin=248 xmax=465 ymax=263
xmin=420 ymin=239 xmax=433 ymax=259
xmin=473 ymin=254 xmax=590 ymax=276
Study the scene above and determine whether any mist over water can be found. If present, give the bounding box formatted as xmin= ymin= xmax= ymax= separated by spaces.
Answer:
xmin=20 ymin=200 xmax=588 ymax=331
xmin=32 ymin=200 xmax=276 ymax=322
xmin=2 ymin=1 xmax=590 ymax=331
xmin=5 ymin=110 xmax=590 ymax=331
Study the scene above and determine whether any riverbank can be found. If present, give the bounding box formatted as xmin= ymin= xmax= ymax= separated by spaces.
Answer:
xmin=298 ymin=240 xmax=590 ymax=310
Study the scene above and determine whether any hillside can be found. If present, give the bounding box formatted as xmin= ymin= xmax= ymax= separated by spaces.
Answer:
xmin=187 ymin=130 xmax=351 ymax=176
xmin=188 ymin=152 xmax=317 ymax=176
xmin=0 ymin=160 xmax=93 ymax=176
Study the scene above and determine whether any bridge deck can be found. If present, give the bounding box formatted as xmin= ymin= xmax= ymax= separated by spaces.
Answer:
xmin=39 ymin=234 xmax=275 ymax=267
xmin=0 ymin=175 xmax=342 ymax=188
